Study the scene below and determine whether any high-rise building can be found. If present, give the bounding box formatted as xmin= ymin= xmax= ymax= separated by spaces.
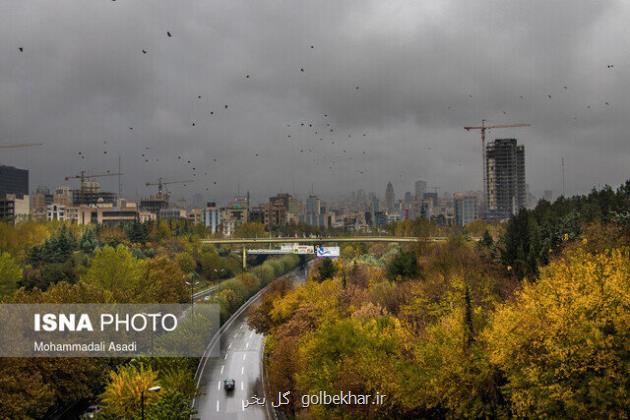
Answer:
xmin=384 ymin=182 xmax=395 ymax=212
xmin=202 ymin=202 xmax=220 ymax=234
xmin=267 ymin=193 xmax=292 ymax=227
xmin=0 ymin=165 xmax=29 ymax=198
xmin=453 ymin=193 xmax=479 ymax=226
xmin=305 ymin=195 xmax=321 ymax=226
xmin=485 ymin=138 xmax=526 ymax=220
xmin=423 ymin=191 xmax=438 ymax=207
xmin=414 ymin=180 xmax=427 ymax=201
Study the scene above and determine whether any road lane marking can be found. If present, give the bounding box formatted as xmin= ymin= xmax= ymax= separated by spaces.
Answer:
xmin=217 ymin=381 xmax=221 ymax=390
xmin=243 ymin=353 xmax=247 ymax=360
xmin=249 ymin=331 xmax=254 ymax=338
xmin=228 ymin=342 xmax=232 ymax=349
xmin=224 ymin=352 xmax=229 ymax=360
xmin=241 ymin=366 xmax=244 ymax=375
xmin=220 ymin=365 xmax=224 ymax=375
xmin=216 ymin=400 xmax=220 ymax=412
xmin=245 ymin=342 xmax=249 ymax=349
xmin=241 ymin=381 xmax=244 ymax=391
xmin=240 ymin=324 xmax=244 ymax=329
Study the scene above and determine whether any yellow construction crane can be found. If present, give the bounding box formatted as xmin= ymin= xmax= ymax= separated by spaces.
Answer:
xmin=145 ymin=178 xmax=193 ymax=194
xmin=0 ymin=142 xmax=43 ymax=149
xmin=464 ymin=120 xmax=530 ymax=208
xmin=65 ymin=170 xmax=123 ymax=184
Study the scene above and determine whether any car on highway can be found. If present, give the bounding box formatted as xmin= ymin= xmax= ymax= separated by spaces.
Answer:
xmin=79 ymin=405 xmax=102 ymax=419
xmin=224 ymin=378 xmax=236 ymax=392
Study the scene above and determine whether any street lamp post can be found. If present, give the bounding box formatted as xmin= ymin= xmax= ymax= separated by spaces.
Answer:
xmin=186 ymin=276 xmax=199 ymax=317
xmin=140 ymin=385 xmax=161 ymax=420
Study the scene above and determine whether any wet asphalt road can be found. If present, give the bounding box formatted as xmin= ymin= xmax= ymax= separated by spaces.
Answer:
xmin=193 ymin=267 xmax=307 ymax=419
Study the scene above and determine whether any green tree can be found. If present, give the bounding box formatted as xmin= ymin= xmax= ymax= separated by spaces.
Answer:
xmin=234 ymin=222 xmax=266 ymax=238
xmin=145 ymin=391 xmax=195 ymax=420
xmin=386 ymin=249 xmax=419 ymax=280
xmin=0 ymin=252 xmax=22 ymax=298
xmin=317 ymin=258 xmax=336 ymax=282
xmin=82 ymin=245 xmax=145 ymax=301
xmin=79 ymin=228 xmax=99 ymax=254
xmin=175 ymin=252 xmax=196 ymax=274
xmin=126 ymin=221 xmax=148 ymax=244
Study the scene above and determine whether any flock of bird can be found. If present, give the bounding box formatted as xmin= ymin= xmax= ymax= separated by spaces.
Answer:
xmin=12 ymin=16 xmax=620 ymax=197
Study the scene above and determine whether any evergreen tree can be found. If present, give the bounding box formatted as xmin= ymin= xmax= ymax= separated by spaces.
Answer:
xmin=79 ymin=229 xmax=98 ymax=254
xmin=318 ymin=258 xmax=336 ymax=282
xmin=463 ymin=285 xmax=474 ymax=352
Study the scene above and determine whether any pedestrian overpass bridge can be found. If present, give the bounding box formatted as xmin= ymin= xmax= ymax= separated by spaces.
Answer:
xmin=199 ymin=236 xmax=450 ymax=245
xmin=199 ymin=236 xmax=472 ymax=269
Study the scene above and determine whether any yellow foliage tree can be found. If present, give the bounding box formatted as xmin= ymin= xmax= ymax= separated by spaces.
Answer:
xmin=100 ymin=364 xmax=160 ymax=418
xmin=483 ymin=247 xmax=630 ymax=418
xmin=81 ymin=245 xmax=145 ymax=302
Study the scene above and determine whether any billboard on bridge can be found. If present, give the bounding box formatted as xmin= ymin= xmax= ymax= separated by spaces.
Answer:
xmin=315 ymin=245 xmax=340 ymax=258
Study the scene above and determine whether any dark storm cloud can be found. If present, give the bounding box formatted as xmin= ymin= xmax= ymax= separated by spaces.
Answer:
xmin=1 ymin=0 xmax=628 ymax=204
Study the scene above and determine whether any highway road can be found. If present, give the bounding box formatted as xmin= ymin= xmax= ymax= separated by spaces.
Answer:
xmin=193 ymin=267 xmax=308 ymax=420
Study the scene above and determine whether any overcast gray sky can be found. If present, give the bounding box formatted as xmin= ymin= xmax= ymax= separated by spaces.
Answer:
xmin=1 ymin=0 xmax=629 ymax=204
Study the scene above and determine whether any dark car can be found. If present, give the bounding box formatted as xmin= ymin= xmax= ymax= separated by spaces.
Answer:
xmin=224 ymin=379 xmax=236 ymax=392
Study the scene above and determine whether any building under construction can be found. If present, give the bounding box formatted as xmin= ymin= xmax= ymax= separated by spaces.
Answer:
xmin=71 ymin=179 xmax=117 ymax=206
xmin=485 ymin=138 xmax=526 ymax=220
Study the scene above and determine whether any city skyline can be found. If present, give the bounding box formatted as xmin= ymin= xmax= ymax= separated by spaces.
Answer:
xmin=2 ymin=1 xmax=630 ymax=204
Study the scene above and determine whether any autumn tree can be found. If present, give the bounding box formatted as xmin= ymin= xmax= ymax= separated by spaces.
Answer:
xmin=483 ymin=247 xmax=630 ymax=418
xmin=81 ymin=245 xmax=145 ymax=302
xmin=100 ymin=364 xmax=161 ymax=418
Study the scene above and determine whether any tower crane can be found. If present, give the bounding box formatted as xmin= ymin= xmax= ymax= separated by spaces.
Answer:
xmin=64 ymin=170 xmax=123 ymax=184
xmin=464 ymin=120 xmax=530 ymax=210
xmin=145 ymin=178 xmax=193 ymax=195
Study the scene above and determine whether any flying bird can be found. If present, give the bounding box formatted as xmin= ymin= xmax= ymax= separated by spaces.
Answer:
xmin=607 ymin=64 xmax=614 ymax=68
xmin=167 ymin=31 xmax=172 ymax=37
xmin=142 ymin=49 xmax=147 ymax=54
xmin=300 ymin=68 xmax=304 ymax=72
xmin=224 ymin=105 xmax=228 ymax=109
xmin=18 ymin=47 xmax=23 ymax=52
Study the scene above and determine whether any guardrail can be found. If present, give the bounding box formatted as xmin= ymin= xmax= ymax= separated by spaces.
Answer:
xmin=190 ymin=266 xmax=303 ymax=412
xmin=200 ymin=236 xmax=450 ymax=245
